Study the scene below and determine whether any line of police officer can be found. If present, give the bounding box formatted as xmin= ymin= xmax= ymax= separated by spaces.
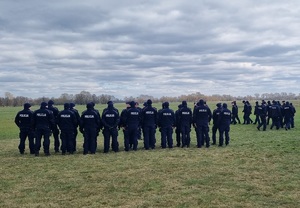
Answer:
xmin=230 ymin=100 xmax=296 ymax=131
xmin=15 ymin=99 xmax=234 ymax=155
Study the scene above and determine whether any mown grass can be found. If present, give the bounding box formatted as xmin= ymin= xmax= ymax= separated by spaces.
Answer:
xmin=0 ymin=102 xmax=300 ymax=207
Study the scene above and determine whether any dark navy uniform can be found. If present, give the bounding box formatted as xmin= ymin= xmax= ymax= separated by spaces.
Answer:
xmin=58 ymin=103 xmax=77 ymax=154
xmin=231 ymin=101 xmax=240 ymax=124
xmin=141 ymin=99 xmax=157 ymax=150
xmin=193 ymin=99 xmax=212 ymax=148
xmin=32 ymin=102 xmax=55 ymax=156
xmin=267 ymin=101 xmax=272 ymax=125
xmin=47 ymin=100 xmax=60 ymax=152
xmin=175 ymin=104 xmax=182 ymax=147
xmin=212 ymin=103 xmax=222 ymax=145
xmin=219 ymin=103 xmax=231 ymax=146
xmin=119 ymin=102 xmax=131 ymax=150
xmin=124 ymin=101 xmax=141 ymax=151
xmin=178 ymin=101 xmax=192 ymax=148
xmin=257 ymin=101 xmax=267 ymax=131
xmin=270 ymin=101 xmax=281 ymax=130
xmin=158 ymin=102 xmax=175 ymax=148
xmin=290 ymin=103 xmax=296 ymax=128
xmin=69 ymin=103 xmax=80 ymax=151
xmin=90 ymin=102 xmax=102 ymax=152
xmin=242 ymin=101 xmax=252 ymax=124
xmin=14 ymin=103 xmax=35 ymax=154
xmin=101 ymin=101 xmax=120 ymax=153
xmin=253 ymin=101 xmax=261 ymax=125
xmin=80 ymin=103 xmax=101 ymax=154
xmin=283 ymin=102 xmax=293 ymax=130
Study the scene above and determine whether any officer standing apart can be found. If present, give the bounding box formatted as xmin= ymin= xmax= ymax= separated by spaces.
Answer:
xmin=283 ymin=101 xmax=293 ymax=130
xmin=32 ymin=102 xmax=55 ymax=156
xmin=178 ymin=101 xmax=192 ymax=148
xmin=57 ymin=103 xmax=77 ymax=155
xmin=193 ymin=99 xmax=212 ymax=148
xmin=158 ymin=102 xmax=176 ymax=148
xmin=219 ymin=103 xmax=231 ymax=146
xmin=212 ymin=103 xmax=222 ymax=145
xmin=15 ymin=103 xmax=35 ymax=154
xmin=141 ymin=99 xmax=157 ymax=150
xmin=47 ymin=100 xmax=60 ymax=152
xmin=101 ymin=101 xmax=120 ymax=153
xmin=80 ymin=103 xmax=101 ymax=154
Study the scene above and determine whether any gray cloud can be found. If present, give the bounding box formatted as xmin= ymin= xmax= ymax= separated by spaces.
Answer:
xmin=1 ymin=0 xmax=300 ymax=99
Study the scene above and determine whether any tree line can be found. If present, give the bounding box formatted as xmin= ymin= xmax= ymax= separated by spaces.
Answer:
xmin=1 ymin=91 xmax=299 ymax=107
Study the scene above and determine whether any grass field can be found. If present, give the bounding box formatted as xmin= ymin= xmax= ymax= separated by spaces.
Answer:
xmin=1 ymin=102 xmax=300 ymax=208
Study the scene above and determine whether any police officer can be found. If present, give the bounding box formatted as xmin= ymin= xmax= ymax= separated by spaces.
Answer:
xmin=253 ymin=101 xmax=261 ymax=125
xmin=266 ymin=101 xmax=272 ymax=125
xmin=69 ymin=103 xmax=80 ymax=152
xmin=141 ymin=99 xmax=157 ymax=150
xmin=212 ymin=103 xmax=222 ymax=145
xmin=290 ymin=103 xmax=296 ymax=128
xmin=57 ymin=103 xmax=77 ymax=155
xmin=135 ymin=102 xmax=143 ymax=140
xmin=270 ymin=100 xmax=281 ymax=130
xmin=14 ymin=103 xmax=35 ymax=154
xmin=80 ymin=103 xmax=101 ymax=154
xmin=101 ymin=101 xmax=120 ymax=153
xmin=119 ymin=102 xmax=131 ymax=150
xmin=257 ymin=101 xmax=267 ymax=131
xmin=231 ymin=101 xmax=240 ymax=124
xmin=193 ymin=99 xmax=212 ymax=148
xmin=242 ymin=101 xmax=252 ymax=124
xmin=90 ymin=102 xmax=102 ymax=152
xmin=283 ymin=101 xmax=293 ymax=130
xmin=124 ymin=101 xmax=141 ymax=151
xmin=32 ymin=102 xmax=55 ymax=156
xmin=219 ymin=103 xmax=231 ymax=146
xmin=175 ymin=104 xmax=182 ymax=147
xmin=178 ymin=101 xmax=192 ymax=148
xmin=47 ymin=100 xmax=60 ymax=152
xmin=158 ymin=102 xmax=175 ymax=148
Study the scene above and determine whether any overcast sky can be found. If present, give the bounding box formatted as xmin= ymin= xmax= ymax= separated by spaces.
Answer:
xmin=1 ymin=0 xmax=300 ymax=99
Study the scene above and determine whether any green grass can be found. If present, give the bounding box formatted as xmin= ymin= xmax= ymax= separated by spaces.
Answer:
xmin=1 ymin=102 xmax=300 ymax=207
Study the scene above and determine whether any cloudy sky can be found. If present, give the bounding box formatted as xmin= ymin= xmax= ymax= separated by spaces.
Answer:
xmin=1 ymin=0 xmax=300 ymax=99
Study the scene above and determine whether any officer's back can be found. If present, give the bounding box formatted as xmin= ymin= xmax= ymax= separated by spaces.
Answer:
xmin=142 ymin=100 xmax=157 ymax=127
xmin=179 ymin=101 xmax=192 ymax=126
xmin=33 ymin=102 xmax=54 ymax=129
xmin=81 ymin=103 xmax=100 ymax=129
xmin=15 ymin=103 xmax=33 ymax=129
xmin=193 ymin=100 xmax=212 ymax=125
xmin=159 ymin=102 xmax=175 ymax=128
xmin=126 ymin=101 xmax=141 ymax=127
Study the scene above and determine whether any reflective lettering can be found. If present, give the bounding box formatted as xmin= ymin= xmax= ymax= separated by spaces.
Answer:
xmin=163 ymin=113 xmax=172 ymax=116
xmin=131 ymin=112 xmax=139 ymax=115
xmin=106 ymin=114 xmax=115 ymax=117
xmin=146 ymin=111 xmax=154 ymax=114
xmin=37 ymin=113 xmax=47 ymax=117
xmin=19 ymin=114 xmax=29 ymax=117
xmin=61 ymin=115 xmax=71 ymax=118
xmin=85 ymin=115 xmax=94 ymax=118
xmin=182 ymin=112 xmax=190 ymax=115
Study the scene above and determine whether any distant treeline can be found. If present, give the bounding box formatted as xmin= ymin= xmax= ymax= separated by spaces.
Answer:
xmin=1 ymin=91 xmax=299 ymax=107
